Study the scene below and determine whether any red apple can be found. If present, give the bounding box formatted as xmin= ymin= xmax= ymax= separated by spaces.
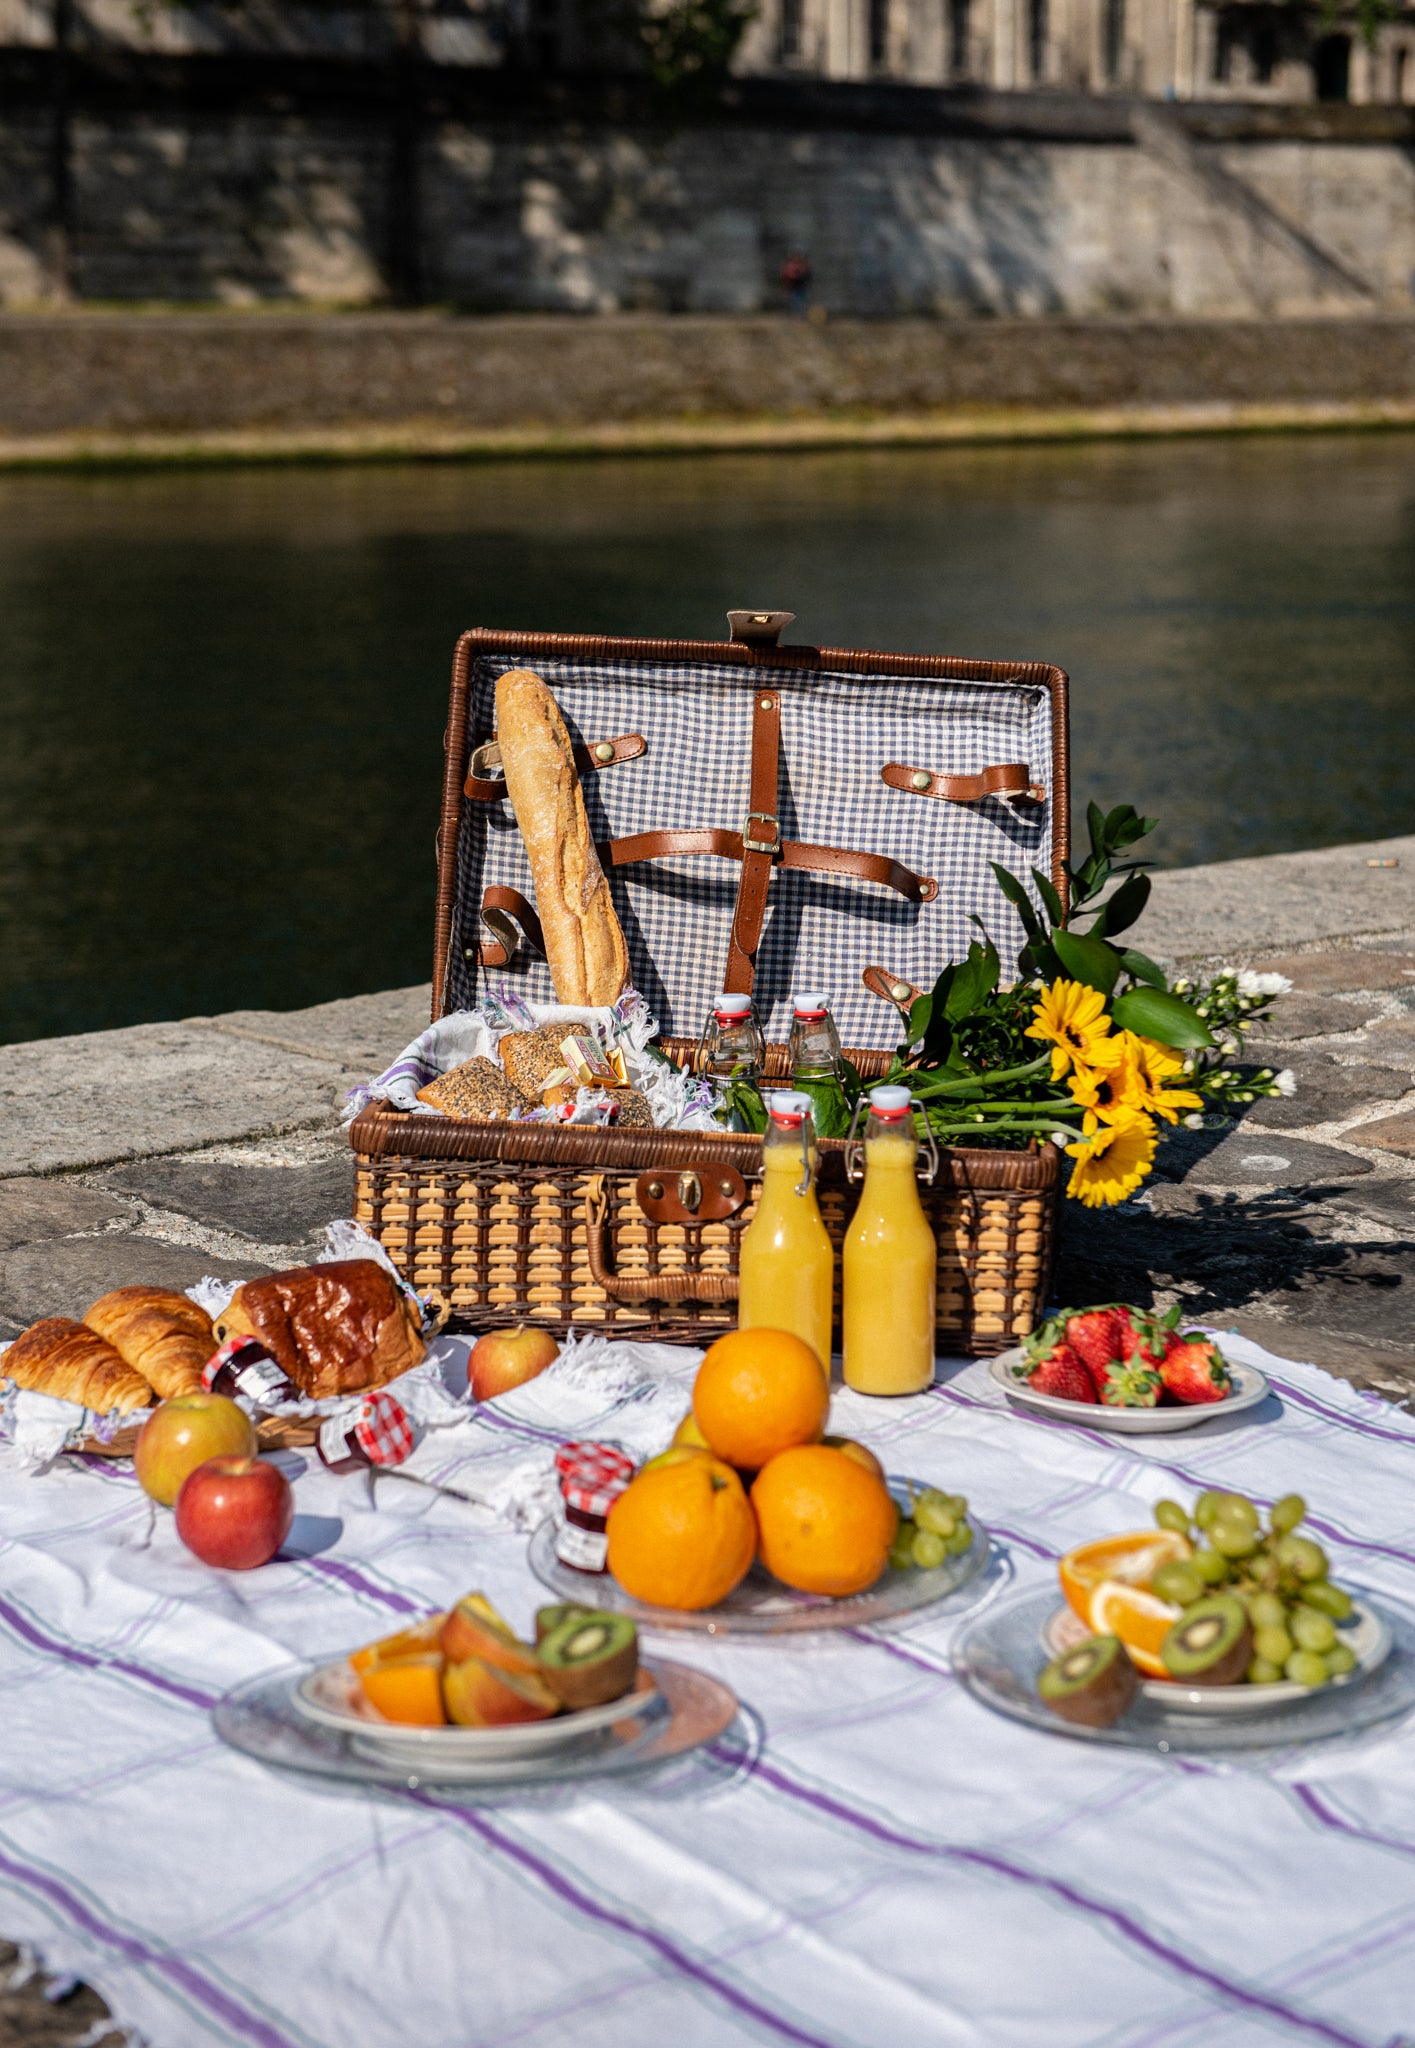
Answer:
xmin=134 ymin=1393 xmax=257 ymax=1508
xmin=468 ymin=1324 xmax=559 ymax=1402
xmin=174 ymin=1456 xmax=294 ymax=1570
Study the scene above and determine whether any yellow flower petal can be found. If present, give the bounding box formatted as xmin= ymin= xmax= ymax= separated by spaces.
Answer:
xmin=1064 ymin=1111 xmax=1157 ymax=1207
xmin=1026 ymin=980 xmax=1114 ymax=1080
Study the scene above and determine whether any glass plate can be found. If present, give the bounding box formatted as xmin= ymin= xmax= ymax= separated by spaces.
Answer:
xmin=529 ymin=1479 xmax=991 ymax=1638
xmin=988 ymin=1349 xmax=1271 ymax=1433
xmin=954 ymin=1585 xmax=1415 ymax=1754
xmin=292 ymin=1658 xmax=662 ymax=1762
xmin=214 ymin=1656 xmax=738 ymax=1791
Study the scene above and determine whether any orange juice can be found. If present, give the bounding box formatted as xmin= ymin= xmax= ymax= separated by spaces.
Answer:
xmin=738 ymin=1092 xmax=834 ymax=1378
xmin=843 ymin=1087 xmax=936 ymax=1395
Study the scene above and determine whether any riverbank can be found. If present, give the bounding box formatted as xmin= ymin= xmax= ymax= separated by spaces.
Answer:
xmin=2 ymin=313 xmax=1414 ymax=469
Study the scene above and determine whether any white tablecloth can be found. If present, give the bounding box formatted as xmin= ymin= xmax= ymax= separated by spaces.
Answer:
xmin=2 ymin=1332 xmax=1414 ymax=2048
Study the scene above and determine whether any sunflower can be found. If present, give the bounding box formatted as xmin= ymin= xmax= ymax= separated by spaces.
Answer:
xmin=1025 ymin=979 xmax=1114 ymax=1081
xmin=1067 ymin=1038 xmax=1148 ymax=1127
xmin=1064 ymin=1110 xmax=1157 ymax=1208
xmin=1124 ymin=1032 xmax=1204 ymax=1124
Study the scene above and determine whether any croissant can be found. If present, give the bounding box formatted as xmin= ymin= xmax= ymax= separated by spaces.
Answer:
xmin=212 ymin=1259 xmax=424 ymax=1400
xmin=84 ymin=1287 xmax=215 ymax=1401
xmin=3 ymin=1317 xmax=153 ymax=1415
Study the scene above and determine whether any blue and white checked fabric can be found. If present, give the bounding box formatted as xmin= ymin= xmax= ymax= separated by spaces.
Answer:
xmin=2 ymin=1330 xmax=1414 ymax=2048
xmin=447 ymin=654 xmax=1057 ymax=1048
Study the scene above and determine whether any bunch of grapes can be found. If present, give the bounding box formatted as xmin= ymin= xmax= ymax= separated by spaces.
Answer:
xmin=891 ymin=1486 xmax=972 ymax=1572
xmin=1151 ymin=1490 xmax=1357 ymax=1687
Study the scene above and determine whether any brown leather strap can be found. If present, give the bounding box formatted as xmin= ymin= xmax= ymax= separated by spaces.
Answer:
xmin=465 ymin=733 xmax=647 ymax=802
xmin=881 ymin=761 xmax=1042 ymax=804
xmin=477 ymin=886 xmax=546 ymax=968
xmin=863 ymin=965 xmax=927 ymax=1011
xmin=722 ymin=687 xmax=783 ymax=994
xmin=600 ymin=830 xmax=937 ymax=903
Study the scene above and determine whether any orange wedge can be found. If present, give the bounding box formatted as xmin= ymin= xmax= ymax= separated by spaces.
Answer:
xmin=1089 ymin=1581 xmax=1182 ymax=1679
xmin=359 ymin=1652 xmax=447 ymax=1726
xmin=1058 ymin=1530 xmax=1191 ymax=1624
xmin=349 ymin=1615 xmax=446 ymax=1674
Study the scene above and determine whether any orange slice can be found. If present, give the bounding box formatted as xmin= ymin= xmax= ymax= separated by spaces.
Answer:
xmin=349 ymin=1614 xmax=447 ymax=1674
xmin=1058 ymin=1530 xmax=1191 ymax=1623
xmin=359 ymin=1652 xmax=447 ymax=1726
xmin=1089 ymin=1581 xmax=1182 ymax=1679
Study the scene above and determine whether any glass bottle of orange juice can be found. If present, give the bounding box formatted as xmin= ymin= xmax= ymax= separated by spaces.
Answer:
xmin=737 ymin=1090 xmax=834 ymax=1380
xmin=843 ymin=1085 xmax=936 ymax=1396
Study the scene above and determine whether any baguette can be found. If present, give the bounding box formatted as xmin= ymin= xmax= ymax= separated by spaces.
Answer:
xmin=494 ymin=669 xmax=629 ymax=1007
xmin=3 ymin=1317 xmax=153 ymax=1415
xmin=84 ymin=1286 xmax=214 ymax=1401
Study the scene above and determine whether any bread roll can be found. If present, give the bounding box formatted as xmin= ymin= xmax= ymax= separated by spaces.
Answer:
xmin=212 ymin=1260 xmax=424 ymax=1399
xmin=84 ymin=1286 xmax=214 ymax=1400
xmin=3 ymin=1317 xmax=153 ymax=1415
xmin=417 ymin=1057 xmax=521 ymax=1122
xmin=494 ymin=669 xmax=629 ymax=1007
xmin=499 ymin=1023 xmax=588 ymax=1103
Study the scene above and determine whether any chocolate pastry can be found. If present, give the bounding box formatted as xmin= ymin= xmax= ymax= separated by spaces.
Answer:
xmin=213 ymin=1259 xmax=424 ymax=1398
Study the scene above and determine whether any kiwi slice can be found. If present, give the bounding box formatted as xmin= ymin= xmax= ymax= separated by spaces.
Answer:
xmin=538 ymin=1613 xmax=639 ymax=1709
xmin=1160 ymin=1594 xmax=1253 ymax=1686
xmin=534 ymin=1603 xmax=595 ymax=1646
xmin=1037 ymin=1634 xmax=1137 ymax=1728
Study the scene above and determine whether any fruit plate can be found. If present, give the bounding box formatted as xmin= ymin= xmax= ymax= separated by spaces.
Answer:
xmin=528 ymin=1479 xmax=991 ymax=1639
xmin=954 ymin=1585 xmax=1415 ymax=1753
xmin=216 ymin=1656 xmax=734 ymax=1790
xmin=292 ymin=1657 xmax=661 ymax=1763
xmin=988 ymin=1348 xmax=1270 ymax=1433
xmin=1040 ymin=1600 xmax=1391 ymax=1715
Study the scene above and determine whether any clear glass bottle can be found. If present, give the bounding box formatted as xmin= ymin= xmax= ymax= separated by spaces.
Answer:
xmin=737 ymin=1089 xmax=834 ymax=1380
xmin=789 ymin=991 xmax=849 ymax=1137
xmin=843 ymin=1085 xmax=937 ymax=1396
xmin=699 ymin=992 xmax=765 ymax=1081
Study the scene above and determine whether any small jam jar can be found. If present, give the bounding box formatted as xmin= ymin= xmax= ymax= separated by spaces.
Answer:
xmin=317 ymin=1388 xmax=414 ymax=1474
xmin=554 ymin=1441 xmax=636 ymax=1572
xmin=202 ymin=1335 xmax=300 ymax=1408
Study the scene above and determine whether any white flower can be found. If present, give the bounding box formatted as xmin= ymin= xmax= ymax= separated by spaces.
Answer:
xmin=1183 ymin=1113 xmax=1204 ymax=1128
xmin=1235 ymin=970 xmax=1292 ymax=997
xmin=1274 ymin=1069 xmax=1297 ymax=1096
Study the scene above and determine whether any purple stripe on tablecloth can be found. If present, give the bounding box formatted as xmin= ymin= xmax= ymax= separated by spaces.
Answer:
xmin=419 ymin=1798 xmax=840 ymax=2048
xmin=0 ymin=1843 xmax=300 ymax=2048
xmin=299 ymin=1556 xmax=423 ymax=1615
xmin=844 ymin=1628 xmax=952 ymax=1677
xmin=0 ymin=1593 xmax=216 ymax=1710
xmin=473 ymin=1405 xmax=569 ymax=1446
xmin=1260 ymin=1375 xmax=1415 ymax=1451
xmin=1293 ymin=1784 xmax=1415 ymax=1859
xmin=734 ymin=1755 xmax=1380 ymax=2048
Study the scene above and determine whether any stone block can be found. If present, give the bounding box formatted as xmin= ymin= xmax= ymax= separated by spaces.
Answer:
xmin=198 ymin=985 xmax=430 ymax=1077
xmin=1249 ymin=1245 xmax=1415 ymax=1347
xmin=0 ymin=1178 xmax=138 ymax=1252
xmin=1326 ymin=1181 xmax=1415 ymax=1235
xmin=1156 ymin=1127 xmax=1373 ymax=1186
xmin=1345 ymin=1112 xmax=1415 ymax=1157
xmin=1255 ymin=950 xmax=1415 ymax=995
xmin=1247 ymin=1064 xmax=1408 ymax=1130
xmin=1222 ymin=1315 xmax=1415 ymax=1401
xmin=1262 ymin=994 xmax=1380 ymax=1042
xmin=1143 ymin=835 xmax=1415 ymax=965
xmin=1352 ymin=1018 xmax=1415 ymax=1071
xmin=102 ymin=1155 xmax=356 ymax=1245
xmin=0 ymin=1237 xmax=262 ymax=1328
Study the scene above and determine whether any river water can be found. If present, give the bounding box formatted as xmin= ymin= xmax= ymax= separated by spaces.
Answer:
xmin=2 ymin=431 xmax=1413 ymax=1045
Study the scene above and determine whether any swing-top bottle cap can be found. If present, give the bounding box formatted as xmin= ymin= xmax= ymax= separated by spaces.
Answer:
xmin=714 ymin=993 xmax=753 ymax=1019
xmin=868 ymin=1084 xmax=914 ymax=1121
xmin=792 ymin=991 xmax=831 ymax=1017
xmin=766 ymin=1089 xmax=813 ymax=1126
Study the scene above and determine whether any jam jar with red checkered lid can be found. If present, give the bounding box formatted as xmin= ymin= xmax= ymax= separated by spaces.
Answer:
xmin=316 ymin=1388 xmax=414 ymax=1474
xmin=202 ymin=1335 xmax=300 ymax=1409
xmin=554 ymin=1441 xmax=636 ymax=1572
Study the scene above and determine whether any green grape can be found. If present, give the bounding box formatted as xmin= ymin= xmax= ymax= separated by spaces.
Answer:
xmin=1325 ymin=1643 xmax=1358 ymax=1678
xmin=1191 ymin=1547 xmax=1231 ymax=1585
xmin=1154 ymin=1499 xmax=1191 ymax=1536
xmin=1269 ymin=1493 xmax=1306 ymax=1536
xmin=1247 ymin=1592 xmax=1287 ymax=1631
xmin=1247 ymin=1657 xmax=1284 ymax=1685
xmin=889 ymin=1522 xmax=918 ymax=1571
xmin=941 ymin=1494 xmax=970 ymax=1518
xmin=1210 ymin=1522 xmax=1260 ymax=1560
xmin=1152 ymin=1561 xmax=1205 ymax=1607
xmin=1285 ymin=1649 xmax=1330 ymax=1689
xmin=1301 ymin=1580 xmax=1353 ymax=1621
xmin=1275 ymin=1534 xmax=1328 ymax=1582
xmin=914 ymin=1495 xmax=958 ymax=1539
xmin=1214 ymin=1494 xmax=1259 ymax=1534
xmin=911 ymin=1528 xmax=947 ymax=1571
xmin=1194 ymin=1490 xmax=1225 ymax=1530
xmin=1290 ymin=1606 xmax=1337 ymax=1655
xmin=943 ymin=1522 xmax=974 ymax=1555
xmin=1253 ymin=1624 xmax=1294 ymax=1666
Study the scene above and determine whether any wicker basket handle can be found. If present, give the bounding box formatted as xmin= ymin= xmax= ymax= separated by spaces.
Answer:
xmin=583 ymin=1183 xmax=739 ymax=1305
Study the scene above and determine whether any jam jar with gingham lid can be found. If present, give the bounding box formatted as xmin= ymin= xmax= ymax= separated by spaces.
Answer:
xmin=554 ymin=1441 xmax=636 ymax=1572
xmin=317 ymin=1388 xmax=414 ymax=1474
xmin=202 ymin=1335 xmax=300 ymax=1408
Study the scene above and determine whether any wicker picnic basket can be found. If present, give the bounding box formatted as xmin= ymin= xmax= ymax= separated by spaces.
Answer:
xmin=350 ymin=615 xmax=1070 ymax=1357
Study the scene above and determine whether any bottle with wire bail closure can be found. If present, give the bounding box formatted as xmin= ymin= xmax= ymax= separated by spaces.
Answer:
xmin=699 ymin=993 xmax=765 ymax=1082
xmin=842 ymin=1085 xmax=937 ymax=1396
xmin=736 ymin=1090 xmax=834 ymax=1381
xmin=788 ymin=992 xmax=850 ymax=1137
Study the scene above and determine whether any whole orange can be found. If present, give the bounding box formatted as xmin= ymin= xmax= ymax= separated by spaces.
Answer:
xmin=752 ymin=1445 xmax=899 ymax=1597
xmin=692 ymin=1328 xmax=829 ymax=1472
xmin=606 ymin=1454 xmax=756 ymax=1611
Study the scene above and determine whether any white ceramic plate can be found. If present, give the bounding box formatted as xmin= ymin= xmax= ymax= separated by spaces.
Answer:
xmin=1042 ymin=1600 xmax=1390 ymax=1714
xmin=989 ymin=1347 xmax=1270 ymax=1433
xmin=292 ymin=1656 xmax=660 ymax=1762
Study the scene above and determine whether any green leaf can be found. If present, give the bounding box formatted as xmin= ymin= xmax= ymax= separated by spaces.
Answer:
xmin=945 ymin=938 xmax=1001 ymax=1020
xmin=1117 ymin=947 xmax=1168 ymax=989
xmin=990 ymin=862 xmax=1043 ymax=941
xmin=1030 ymin=869 xmax=1065 ymax=930
xmin=1051 ymin=926 xmax=1121 ymax=996
xmin=1089 ymin=871 xmax=1151 ymax=939
xmin=1111 ymin=987 xmax=1215 ymax=1049
xmin=904 ymin=993 xmax=932 ymax=1046
xmin=1086 ymin=799 xmax=1106 ymax=857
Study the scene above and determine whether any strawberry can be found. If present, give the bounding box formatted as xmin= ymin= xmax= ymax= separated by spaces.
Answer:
xmin=1158 ymin=1336 xmax=1232 ymax=1405
xmin=1064 ymin=1308 xmax=1127 ymax=1394
xmin=1097 ymin=1358 xmax=1164 ymax=1408
xmin=1027 ymin=1343 xmax=1097 ymax=1404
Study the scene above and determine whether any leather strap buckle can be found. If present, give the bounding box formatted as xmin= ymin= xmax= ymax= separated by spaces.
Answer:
xmin=742 ymin=811 xmax=781 ymax=856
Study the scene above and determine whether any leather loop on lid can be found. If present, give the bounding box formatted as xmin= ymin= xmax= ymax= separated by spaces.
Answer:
xmin=465 ymin=732 xmax=647 ymax=801
xmin=881 ymin=762 xmax=1041 ymax=804
xmin=474 ymin=887 xmax=546 ymax=968
xmin=599 ymin=830 xmax=935 ymax=905
xmin=863 ymin=965 xmax=926 ymax=1010
xmin=722 ymin=686 xmax=783 ymax=995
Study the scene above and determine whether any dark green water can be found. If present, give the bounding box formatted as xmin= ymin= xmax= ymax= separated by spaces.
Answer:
xmin=2 ymin=432 xmax=1414 ymax=1047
